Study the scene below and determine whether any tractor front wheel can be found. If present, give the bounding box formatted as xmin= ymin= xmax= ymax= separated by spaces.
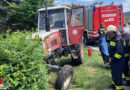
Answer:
xmin=55 ymin=65 xmax=73 ymax=90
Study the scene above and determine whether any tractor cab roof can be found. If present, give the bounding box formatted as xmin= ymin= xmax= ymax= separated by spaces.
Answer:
xmin=38 ymin=6 xmax=70 ymax=12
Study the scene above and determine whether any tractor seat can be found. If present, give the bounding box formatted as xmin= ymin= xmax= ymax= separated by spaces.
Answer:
xmin=54 ymin=21 xmax=63 ymax=28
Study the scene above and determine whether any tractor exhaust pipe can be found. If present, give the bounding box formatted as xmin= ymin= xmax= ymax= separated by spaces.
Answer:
xmin=45 ymin=1 xmax=50 ymax=32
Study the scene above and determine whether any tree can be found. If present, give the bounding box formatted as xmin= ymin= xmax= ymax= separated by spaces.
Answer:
xmin=61 ymin=3 xmax=71 ymax=8
xmin=61 ymin=3 xmax=79 ymax=8
xmin=72 ymin=3 xmax=79 ymax=7
xmin=0 ymin=0 xmax=55 ymax=31
xmin=0 ymin=1 xmax=12 ymax=33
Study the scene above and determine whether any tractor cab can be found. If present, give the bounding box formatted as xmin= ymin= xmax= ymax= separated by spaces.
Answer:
xmin=37 ymin=6 xmax=70 ymax=47
xmin=35 ymin=6 xmax=86 ymax=53
xmin=38 ymin=6 xmax=70 ymax=31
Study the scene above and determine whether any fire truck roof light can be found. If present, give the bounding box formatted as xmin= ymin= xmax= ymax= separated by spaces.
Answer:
xmin=93 ymin=6 xmax=96 ymax=12
xmin=121 ymin=5 xmax=123 ymax=10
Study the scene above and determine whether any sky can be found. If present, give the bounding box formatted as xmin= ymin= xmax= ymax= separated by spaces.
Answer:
xmin=54 ymin=0 xmax=130 ymax=12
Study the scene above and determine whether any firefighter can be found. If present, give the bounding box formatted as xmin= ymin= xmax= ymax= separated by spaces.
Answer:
xmin=123 ymin=24 xmax=130 ymax=33
xmin=98 ymin=23 xmax=107 ymax=39
xmin=121 ymin=29 xmax=130 ymax=86
xmin=107 ymin=25 xmax=124 ymax=90
xmin=98 ymin=23 xmax=109 ymax=63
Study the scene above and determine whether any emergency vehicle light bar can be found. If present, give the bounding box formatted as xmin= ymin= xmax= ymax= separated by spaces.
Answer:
xmin=86 ymin=2 xmax=103 ymax=8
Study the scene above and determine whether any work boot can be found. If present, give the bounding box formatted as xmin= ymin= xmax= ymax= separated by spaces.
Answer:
xmin=122 ymin=78 xmax=126 ymax=81
xmin=109 ymin=84 xmax=115 ymax=89
xmin=124 ymin=81 xmax=130 ymax=86
xmin=119 ymin=89 xmax=124 ymax=90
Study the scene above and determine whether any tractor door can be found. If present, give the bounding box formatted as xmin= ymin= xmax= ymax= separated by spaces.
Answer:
xmin=68 ymin=6 xmax=86 ymax=44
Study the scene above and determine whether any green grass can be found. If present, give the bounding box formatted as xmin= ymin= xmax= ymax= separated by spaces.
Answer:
xmin=48 ymin=47 xmax=112 ymax=90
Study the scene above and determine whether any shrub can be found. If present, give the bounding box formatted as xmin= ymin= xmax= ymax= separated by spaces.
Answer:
xmin=0 ymin=31 xmax=49 ymax=90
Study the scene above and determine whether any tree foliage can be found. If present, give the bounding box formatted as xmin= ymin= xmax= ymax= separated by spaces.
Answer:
xmin=0 ymin=1 xmax=12 ymax=32
xmin=124 ymin=17 xmax=130 ymax=24
xmin=61 ymin=3 xmax=79 ymax=8
xmin=0 ymin=0 xmax=55 ymax=31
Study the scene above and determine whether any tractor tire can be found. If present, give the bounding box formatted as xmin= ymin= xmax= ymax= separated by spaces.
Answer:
xmin=55 ymin=65 xmax=73 ymax=90
xmin=71 ymin=38 xmax=84 ymax=65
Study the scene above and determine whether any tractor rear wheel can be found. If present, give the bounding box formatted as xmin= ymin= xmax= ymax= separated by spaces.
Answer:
xmin=71 ymin=38 xmax=84 ymax=65
xmin=55 ymin=65 xmax=73 ymax=90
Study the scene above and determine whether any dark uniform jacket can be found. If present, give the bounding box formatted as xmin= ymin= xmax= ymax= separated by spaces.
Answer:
xmin=108 ymin=35 xmax=124 ymax=62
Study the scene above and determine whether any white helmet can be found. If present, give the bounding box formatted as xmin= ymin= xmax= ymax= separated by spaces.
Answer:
xmin=107 ymin=25 xmax=117 ymax=32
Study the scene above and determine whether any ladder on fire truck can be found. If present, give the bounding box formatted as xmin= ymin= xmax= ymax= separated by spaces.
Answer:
xmin=86 ymin=2 xmax=103 ymax=8
xmin=117 ymin=5 xmax=122 ymax=28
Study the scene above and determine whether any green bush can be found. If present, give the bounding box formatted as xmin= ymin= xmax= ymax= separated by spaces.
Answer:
xmin=0 ymin=31 xmax=49 ymax=90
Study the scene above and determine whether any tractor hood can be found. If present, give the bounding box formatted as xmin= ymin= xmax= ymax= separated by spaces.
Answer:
xmin=31 ymin=30 xmax=59 ymax=41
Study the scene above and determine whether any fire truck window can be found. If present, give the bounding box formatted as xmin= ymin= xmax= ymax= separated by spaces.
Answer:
xmin=70 ymin=8 xmax=84 ymax=27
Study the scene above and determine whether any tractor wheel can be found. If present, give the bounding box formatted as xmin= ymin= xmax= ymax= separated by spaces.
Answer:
xmin=71 ymin=38 xmax=84 ymax=65
xmin=55 ymin=65 xmax=73 ymax=90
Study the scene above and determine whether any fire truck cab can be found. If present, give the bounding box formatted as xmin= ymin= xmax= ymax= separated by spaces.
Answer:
xmin=83 ymin=3 xmax=124 ymax=44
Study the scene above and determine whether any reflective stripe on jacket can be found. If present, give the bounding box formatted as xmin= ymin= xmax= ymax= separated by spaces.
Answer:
xmin=98 ymin=28 xmax=106 ymax=38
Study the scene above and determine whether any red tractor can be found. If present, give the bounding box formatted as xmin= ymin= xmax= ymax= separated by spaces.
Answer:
xmin=31 ymin=3 xmax=86 ymax=90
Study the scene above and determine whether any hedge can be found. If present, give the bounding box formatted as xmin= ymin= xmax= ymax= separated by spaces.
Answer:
xmin=0 ymin=31 xmax=49 ymax=90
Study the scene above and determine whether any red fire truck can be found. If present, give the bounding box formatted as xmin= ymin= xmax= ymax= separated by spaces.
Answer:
xmin=83 ymin=3 xmax=124 ymax=44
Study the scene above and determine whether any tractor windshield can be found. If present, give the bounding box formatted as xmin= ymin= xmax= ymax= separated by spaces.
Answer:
xmin=39 ymin=9 xmax=65 ymax=31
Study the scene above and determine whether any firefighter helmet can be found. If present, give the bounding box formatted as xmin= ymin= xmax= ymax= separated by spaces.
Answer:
xmin=107 ymin=25 xmax=117 ymax=32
